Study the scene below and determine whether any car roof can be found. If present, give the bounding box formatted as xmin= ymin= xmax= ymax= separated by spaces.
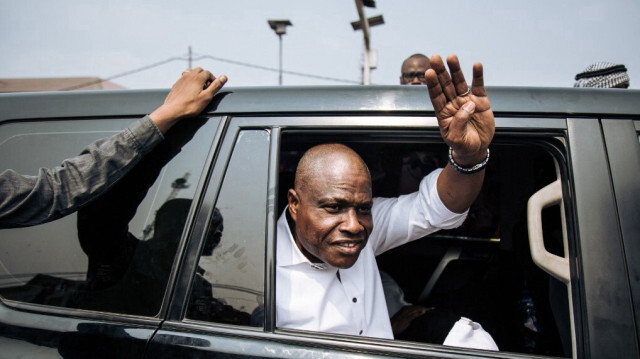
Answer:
xmin=1 ymin=86 xmax=640 ymax=122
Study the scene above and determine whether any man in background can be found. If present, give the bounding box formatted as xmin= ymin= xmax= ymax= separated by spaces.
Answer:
xmin=400 ymin=53 xmax=431 ymax=85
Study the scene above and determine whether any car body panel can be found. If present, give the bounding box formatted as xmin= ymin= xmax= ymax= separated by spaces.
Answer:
xmin=1 ymin=86 xmax=639 ymax=121
xmin=566 ymin=118 xmax=639 ymax=358
xmin=601 ymin=118 xmax=640 ymax=347
xmin=0 ymin=302 xmax=156 ymax=358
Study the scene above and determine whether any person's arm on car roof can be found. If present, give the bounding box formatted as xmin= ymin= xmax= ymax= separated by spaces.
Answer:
xmin=0 ymin=68 xmax=227 ymax=229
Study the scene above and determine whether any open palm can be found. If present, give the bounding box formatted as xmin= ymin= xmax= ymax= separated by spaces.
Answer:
xmin=426 ymin=55 xmax=495 ymax=161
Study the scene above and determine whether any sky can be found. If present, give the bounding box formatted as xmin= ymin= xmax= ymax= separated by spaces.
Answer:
xmin=1 ymin=0 xmax=639 ymax=89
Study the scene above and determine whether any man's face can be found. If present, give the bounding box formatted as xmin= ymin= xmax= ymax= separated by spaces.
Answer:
xmin=400 ymin=57 xmax=430 ymax=85
xmin=288 ymin=160 xmax=373 ymax=269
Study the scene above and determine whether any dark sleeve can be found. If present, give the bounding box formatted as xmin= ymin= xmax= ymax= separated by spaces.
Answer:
xmin=0 ymin=116 xmax=163 ymax=229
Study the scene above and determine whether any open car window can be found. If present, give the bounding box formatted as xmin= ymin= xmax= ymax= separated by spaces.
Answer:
xmin=275 ymin=129 xmax=573 ymax=357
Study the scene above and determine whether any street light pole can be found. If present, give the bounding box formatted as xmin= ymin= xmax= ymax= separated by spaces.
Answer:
xmin=278 ymin=34 xmax=283 ymax=86
xmin=268 ymin=19 xmax=293 ymax=86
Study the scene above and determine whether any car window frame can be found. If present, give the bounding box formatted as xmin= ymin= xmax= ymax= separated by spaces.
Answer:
xmin=166 ymin=115 xmax=235 ymax=321
xmin=271 ymin=118 xmax=577 ymax=355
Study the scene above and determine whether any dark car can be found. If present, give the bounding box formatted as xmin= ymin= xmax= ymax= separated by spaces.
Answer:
xmin=0 ymin=85 xmax=639 ymax=358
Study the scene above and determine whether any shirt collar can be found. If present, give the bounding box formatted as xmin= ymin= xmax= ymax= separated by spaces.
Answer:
xmin=276 ymin=206 xmax=333 ymax=271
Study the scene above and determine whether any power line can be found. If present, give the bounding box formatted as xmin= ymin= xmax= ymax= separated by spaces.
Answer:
xmin=62 ymin=52 xmax=360 ymax=90
xmin=193 ymin=54 xmax=360 ymax=84
xmin=61 ymin=56 xmax=184 ymax=90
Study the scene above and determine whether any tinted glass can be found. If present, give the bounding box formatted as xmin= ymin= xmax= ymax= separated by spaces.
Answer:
xmin=186 ymin=130 xmax=268 ymax=327
xmin=0 ymin=117 xmax=218 ymax=316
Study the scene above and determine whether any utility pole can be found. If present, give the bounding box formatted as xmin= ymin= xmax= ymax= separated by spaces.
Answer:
xmin=352 ymin=0 xmax=384 ymax=85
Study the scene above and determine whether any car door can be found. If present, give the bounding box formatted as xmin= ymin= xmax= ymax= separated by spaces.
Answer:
xmin=147 ymin=112 xmax=590 ymax=359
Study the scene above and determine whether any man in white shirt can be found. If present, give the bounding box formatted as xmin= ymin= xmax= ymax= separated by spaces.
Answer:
xmin=276 ymin=54 xmax=496 ymax=340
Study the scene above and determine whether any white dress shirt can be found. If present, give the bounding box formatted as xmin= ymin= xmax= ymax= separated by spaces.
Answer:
xmin=276 ymin=168 xmax=467 ymax=339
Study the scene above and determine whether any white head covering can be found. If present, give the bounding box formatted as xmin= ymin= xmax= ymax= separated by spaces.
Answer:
xmin=444 ymin=317 xmax=500 ymax=351
xmin=574 ymin=62 xmax=630 ymax=88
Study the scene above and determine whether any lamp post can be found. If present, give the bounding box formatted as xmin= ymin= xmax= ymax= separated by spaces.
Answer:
xmin=268 ymin=19 xmax=292 ymax=86
xmin=352 ymin=0 xmax=384 ymax=85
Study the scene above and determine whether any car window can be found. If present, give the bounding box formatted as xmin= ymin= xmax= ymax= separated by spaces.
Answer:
xmin=276 ymin=130 xmax=572 ymax=358
xmin=185 ymin=129 xmax=268 ymax=327
xmin=0 ymin=117 xmax=219 ymax=317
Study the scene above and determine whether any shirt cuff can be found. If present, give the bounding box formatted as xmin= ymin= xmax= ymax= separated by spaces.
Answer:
xmin=421 ymin=168 xmax=468 ymax=229
xmin=125 ymin=115 xmax=164 ymax=156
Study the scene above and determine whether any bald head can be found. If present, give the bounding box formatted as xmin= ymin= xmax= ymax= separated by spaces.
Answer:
xmin=288 ymin=143 xmax=374 ymax=269
xmin=402 ymin=53 xmax=429 ymax=68
xmin=294 ymin=143 xmax=371 ymax=193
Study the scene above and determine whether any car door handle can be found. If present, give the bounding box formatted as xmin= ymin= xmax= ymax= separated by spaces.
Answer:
xmin=527 ymin=179 xmax=570 ymax=283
